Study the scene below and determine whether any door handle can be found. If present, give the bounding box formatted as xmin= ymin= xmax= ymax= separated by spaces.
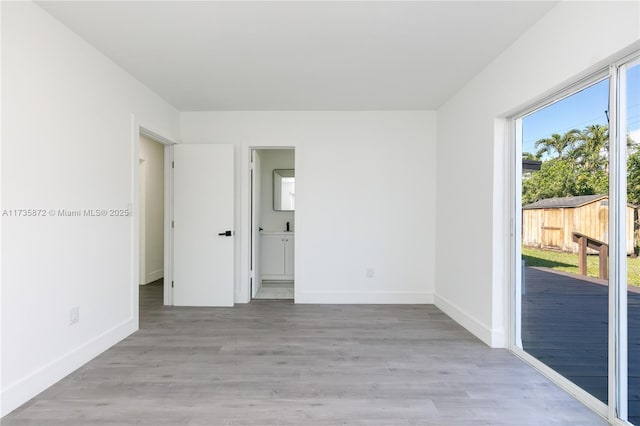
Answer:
xmin=218 ymin=230 xmax=232 ymax=237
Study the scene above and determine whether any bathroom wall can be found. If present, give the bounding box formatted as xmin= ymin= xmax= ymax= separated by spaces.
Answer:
xmin=139 ymin=134 xmax=164 ymax=284
xmin=258 ymin=149 xmax=294 ymax=232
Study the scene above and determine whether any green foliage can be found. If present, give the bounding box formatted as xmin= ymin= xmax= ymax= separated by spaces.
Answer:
xmin=628 ymin=147 xmax=640 ymax=206
xmin=522 ymin=124 xmax=638 ymax=206
xmin=534 ymin=129 xmax=580 ymax=160
xmin=574 ymin=125 xmax=609 ymax=173
xmin=632 ymin=143 xmax=640 ymax=254
xmin=522 ymin=159 xmax=575 ymax=204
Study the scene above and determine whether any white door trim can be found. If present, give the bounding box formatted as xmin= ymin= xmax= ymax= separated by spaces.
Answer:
xmin=250 ymin=149 xmax=261 ymax=299
xmin=131 ymin=116 xmax=177 ymax=323
xmin=139 ymin=158 xmax=146 ymax=285
xmin=241 ymin=145 xmax=297 ymax=303
xmin=163 ymin=143 xmax=174 ymax=306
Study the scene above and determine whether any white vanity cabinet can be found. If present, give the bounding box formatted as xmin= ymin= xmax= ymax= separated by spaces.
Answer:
xmin=260 ymin=232 xmax=294 ymax=281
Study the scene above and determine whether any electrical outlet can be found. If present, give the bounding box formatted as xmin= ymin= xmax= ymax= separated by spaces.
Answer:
xmin=366 ymin=268 xmax=374 ymax=278
xmin=69 ymin=306 xmax=79 ymax=325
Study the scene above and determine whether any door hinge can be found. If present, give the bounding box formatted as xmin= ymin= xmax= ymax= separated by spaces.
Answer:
xmin=171 ymin=220 xmax=174 ymax=228
xmin=171 ymin=281 xmax=174 ymax=288
xmin=250 ymin=270 xmax=255 ymax=279
xmin=172 ymin=161 xmax=175 ymax=168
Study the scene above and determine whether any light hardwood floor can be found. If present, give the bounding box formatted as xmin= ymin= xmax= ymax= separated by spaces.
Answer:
xmin=2 ymin=281 xmax=605 ymax=425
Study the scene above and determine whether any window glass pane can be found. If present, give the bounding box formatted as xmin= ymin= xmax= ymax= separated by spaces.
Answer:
xmin=518 ymin=78 xmax=610 ymax=404
xmin=626 ymin=61 xmax=640 ymax=424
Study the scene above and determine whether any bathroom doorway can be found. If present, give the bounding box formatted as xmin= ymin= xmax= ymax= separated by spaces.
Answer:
xmin=250 ymin=148 xmax=295 ymax=300
xmin=139 ymin=133 xmax=165 ymax=287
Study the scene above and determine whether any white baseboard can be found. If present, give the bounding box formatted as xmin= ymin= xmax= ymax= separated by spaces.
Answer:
xmin=1 ymin=318 xmax=137 ymax=417
xmin=490 ymin=326 xmax=506 ymax=348
xmin=295 ymin=291 xmax=434 ymax=304
xmin=434 ymin=294 xmax=505 ymax=348
xmin=141 ymin=268 xmax=163 ymax=285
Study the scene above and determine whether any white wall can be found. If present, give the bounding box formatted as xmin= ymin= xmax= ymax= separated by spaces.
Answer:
xmin=139 ymin=134 xmax=165 ymax=284
xmin=1 ymin=2 xmax=179 ymax=415
xmin=258 ymin=149 xmax=294 ymax=232
xmin=435 ymin=1 xmax=640 ymax=348
xmin=180 ymin=111 xmax=437 ymax=304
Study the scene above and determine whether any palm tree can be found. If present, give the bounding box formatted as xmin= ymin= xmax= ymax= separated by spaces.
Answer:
xmin=574 ymin=124 xmax=609 ymax=173
xmin=534 ymin=129 xmax=580 ymax=160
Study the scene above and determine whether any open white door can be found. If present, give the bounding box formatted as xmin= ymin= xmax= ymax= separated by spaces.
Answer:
xmin=251 ymin=150 xmax=262 ymax=298
xmin=173 ymin=144 xmax=234 ymax=307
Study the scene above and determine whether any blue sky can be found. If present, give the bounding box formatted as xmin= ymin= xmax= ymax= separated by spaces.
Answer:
xmin=522 ymin=65 xmax=640 ymax=156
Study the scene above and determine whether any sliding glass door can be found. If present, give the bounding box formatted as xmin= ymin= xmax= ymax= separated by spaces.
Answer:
xmin=515 ymin=76 xmax=611 ymax=406
xmin=624 ymin=58 xmax=640 ymax=424
xmin=513 ymin=53 xmax=640 ymax=424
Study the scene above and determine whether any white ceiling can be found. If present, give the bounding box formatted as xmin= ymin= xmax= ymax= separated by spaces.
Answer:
xmin=37 ymin=1 xmax=558 ymax=111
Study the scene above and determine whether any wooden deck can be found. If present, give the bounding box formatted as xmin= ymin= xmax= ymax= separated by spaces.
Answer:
xmin=522 ymin=267 xmax=640 ymax=423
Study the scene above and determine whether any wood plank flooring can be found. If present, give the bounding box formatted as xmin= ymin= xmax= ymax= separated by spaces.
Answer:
xmin=521 ymin=267 xmax=609 ymax=403
xmin=2 ymin=281 xmax=604 ymax=425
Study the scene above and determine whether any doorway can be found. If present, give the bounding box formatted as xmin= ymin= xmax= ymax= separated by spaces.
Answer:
xmin=138 ymin=132 xmax=166 ymax=305
xmin=514 ymin=75 xmax=612 ymax=409
xmin=250 ymin=148 xmax=295 ymax=300
xmin=511 ymin=53 xmax=640 ymax=423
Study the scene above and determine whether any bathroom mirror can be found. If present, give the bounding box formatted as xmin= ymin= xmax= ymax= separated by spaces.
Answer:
xmin=273 ymin=169 xmax=295 ymax=211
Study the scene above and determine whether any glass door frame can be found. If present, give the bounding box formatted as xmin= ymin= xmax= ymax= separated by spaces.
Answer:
xmin=508 ymin=51 xmax=640 ymax=425
xmin=612 ymin=54 xmax=640 ymax=425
